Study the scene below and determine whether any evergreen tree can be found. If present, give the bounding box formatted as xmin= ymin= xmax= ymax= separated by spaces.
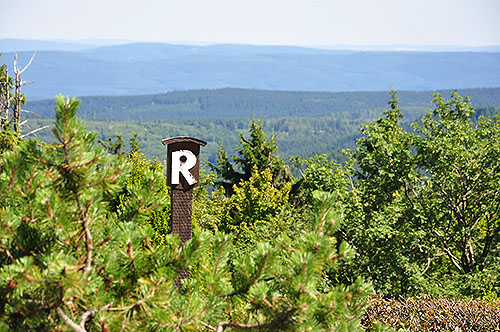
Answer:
xmin=210 ymin=119 xmax=291 ymax=194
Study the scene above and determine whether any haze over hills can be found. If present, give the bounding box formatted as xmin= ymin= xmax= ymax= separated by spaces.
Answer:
xmin=1 ymin=39 xmax=500 ymax=100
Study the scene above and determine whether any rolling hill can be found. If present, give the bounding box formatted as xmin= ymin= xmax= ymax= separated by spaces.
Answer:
xmin=26 ymin=87 xmax=500 ymax=121
xmin=2 ymin=41 xmax=500 ymax=99
xmin=24 ymin=88 xmax=500 ymax=163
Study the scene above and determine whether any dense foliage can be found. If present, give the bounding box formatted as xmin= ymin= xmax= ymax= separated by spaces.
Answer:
xmin=0 ymin=96 xmax=374 ymax=331
xmin=335 ymin=91 xmax=500 ymax=298
xmin=202 ymin=89 xmax=500 ymax=303
xmin=26 ymin=114 xmax=366 ymax=165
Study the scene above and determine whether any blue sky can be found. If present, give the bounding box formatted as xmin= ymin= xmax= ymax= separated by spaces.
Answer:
xmin=2 ymin=0 xmax=500 ymax=47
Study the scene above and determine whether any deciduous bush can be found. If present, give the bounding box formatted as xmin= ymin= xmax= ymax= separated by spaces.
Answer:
xmin=337 ymin=91 xmax=500 ymax=298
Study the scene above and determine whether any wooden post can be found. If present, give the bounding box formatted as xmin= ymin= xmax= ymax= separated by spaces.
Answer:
xmin=162 ymin=136 xmax=206 ymax=283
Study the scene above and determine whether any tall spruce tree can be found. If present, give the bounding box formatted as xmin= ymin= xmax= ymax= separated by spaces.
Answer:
xmin=210 ymin=119 xmax=290 ymax=194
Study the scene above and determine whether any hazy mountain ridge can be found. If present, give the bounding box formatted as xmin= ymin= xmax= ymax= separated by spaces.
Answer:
xmin=3 ymin=39 xmax=500 ymax=53
xmin=1 ymin=40 xmax=500 ymax=99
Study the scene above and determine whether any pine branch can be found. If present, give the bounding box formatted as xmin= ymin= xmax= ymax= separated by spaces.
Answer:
xmin=0 ymin=247 xmax=15 ymax=263
xmin=216 ymin=321 xmax=271 ymax=332
xmin=75 ymin=194 xmax=93 ymax=274
xmin=221 ymin=251 xmax=268 ymax=298
xmin=13 ymin=52 xmax=36 ymax=75
xmin=79 ymin=309 xmax=97 ymax=329
xmin=56 ymin=308 xmax=86 ymax=332
xmin=20 ymin=108 xmax=42 ymax=116
xmin=0 ymin=165 xmax=16 ymax=201
xmin=21 ymin=125 xmax=49 ymax=138
xmin=57 ymin=304 xmax=112 ymax=332
xmin=200 ymin=322 xmax=217 ymax=331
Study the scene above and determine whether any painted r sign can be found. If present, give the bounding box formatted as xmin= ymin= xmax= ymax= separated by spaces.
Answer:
xmin=162 ymin=136 xmax=207 ymax=190
xmin=171 ymin=150 xmax=197 ymax=185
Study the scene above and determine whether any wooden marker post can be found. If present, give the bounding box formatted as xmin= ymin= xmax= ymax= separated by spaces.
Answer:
xmin=162 ymin=136 xmax=206 ymax=285
xmin=162 ymin=136 xmax=207 ymax=244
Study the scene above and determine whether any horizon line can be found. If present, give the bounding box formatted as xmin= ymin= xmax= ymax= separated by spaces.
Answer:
xmin=2 ymin=37 xmax=500 ymax=51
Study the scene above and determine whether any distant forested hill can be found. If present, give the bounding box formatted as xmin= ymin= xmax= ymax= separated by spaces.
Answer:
xmin=25 ymin=88 xmax=500 ymax=164
xmin=2 ymin=42 xmax=500 ymax=99
xmin=26 ymin=87 xmax=500 ymax=121
xmin=27 ymin=115 xmax=373 ymax=166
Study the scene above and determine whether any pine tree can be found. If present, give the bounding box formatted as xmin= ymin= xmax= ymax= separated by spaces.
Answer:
xmin=210 ymin=119 xmax=291 ymax=194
